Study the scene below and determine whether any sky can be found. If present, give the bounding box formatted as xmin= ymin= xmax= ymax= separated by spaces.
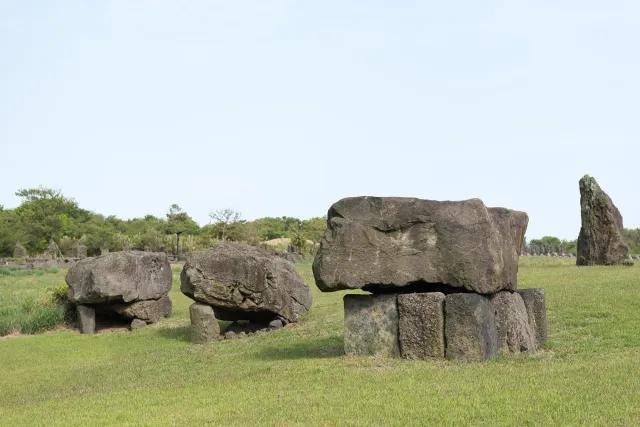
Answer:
xmin=1 ymin=1 xmax=639 ymax=240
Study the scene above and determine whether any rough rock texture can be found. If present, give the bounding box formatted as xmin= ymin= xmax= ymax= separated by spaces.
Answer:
xmin=130 ymin=319 xmax=147 ymax=330
xmin=490 ymin=292 xmax=534 ymax=353
xmin=13 ymin=242 xmax=28 ymax=258
xmin=343 ymin=294 xmax=399 ymax=357
xmin=111 ymin=295 xmax=172 ymax=323
xmin=398 ymin=293 xmax=445 ymax=359
xmin=577 ymin=175 xmax=628 ymax=266
xmin=313 ymin=197 xmax=528 ymax=294
xmin=77 ymin=305 xmax=96 ymax=335
xmin=516 ymin=289 xmax=547 ymax=350
xmin=66 ymin=251 xmax=172 ymax=304
xmin=180 ymin=243 xmax=312 ymax=323
xmin=445 ymin=293 xmax=499 ymax=362
xmin=74 ymin=244 xmax=88 ymax=259
xmin=189 ymin=303 xmax=220 ymax=344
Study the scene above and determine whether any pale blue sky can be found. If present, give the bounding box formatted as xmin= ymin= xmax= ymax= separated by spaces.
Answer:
xmin=1 ymin=1 xmax=638 ymax=240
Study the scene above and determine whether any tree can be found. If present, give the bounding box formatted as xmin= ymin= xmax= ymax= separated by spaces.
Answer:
xmin=208 ymin=208 xmax=241 ymax=242
xmin=166 ymin=204 xmax=200 ymax=256
xmin=14 ymin=187 xmax=83 ymax=252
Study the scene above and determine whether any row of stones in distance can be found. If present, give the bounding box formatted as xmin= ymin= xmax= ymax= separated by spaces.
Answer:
xmin=344 ymin=289 xmax=546 ymax=362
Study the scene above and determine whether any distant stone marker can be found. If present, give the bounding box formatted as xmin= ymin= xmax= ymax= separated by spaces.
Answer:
xmin=577 ymin=175 xmax=628 ymax=266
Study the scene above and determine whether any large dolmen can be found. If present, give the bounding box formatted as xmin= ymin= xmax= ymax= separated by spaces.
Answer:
xmin=66 ymin=251 xmax=173 ymax=334
xmin=313 ymin=197 xmax=547 ymax=361
xmin=181 ymin=243 xmax=313 ymax=344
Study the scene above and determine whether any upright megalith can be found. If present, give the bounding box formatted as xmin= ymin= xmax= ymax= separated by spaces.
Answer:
xmin=181 ymin=243 xmax=313 ymax=340
xmin=344 ymin=294 xmax=400 ymax=358
xmin=74 ymin=244 xmax=88 ymax=259
xmin=577 ymin=175 xmax=628 ymax=266
xmin=65 ymin=251 xmax=173 ymax=333
xmin=313 ymin=197 xmax=528 ymax=294
xmin=314 ymin=196 xmax=546 ymax=362
xmin=189 ymin=303 xmax=221 ymax=344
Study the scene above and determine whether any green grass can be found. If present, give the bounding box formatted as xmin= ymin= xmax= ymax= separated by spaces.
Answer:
xmin=1 ymin=260 xmax=640 ymax=425
xmin=0 ymin=268 xmax=66 ymax=336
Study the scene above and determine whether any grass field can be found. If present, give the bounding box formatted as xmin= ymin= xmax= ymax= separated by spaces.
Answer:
xmin=1 ymin=258 xmax=639 ymax=426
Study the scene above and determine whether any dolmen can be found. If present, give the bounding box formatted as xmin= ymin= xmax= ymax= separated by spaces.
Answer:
xmin=181 ymin=243 xmax=313 ymax=344
xmin=66 ymin=251 xmax=173 ymax=334
xmin=313 ymin=197 xmax=547 ymax=362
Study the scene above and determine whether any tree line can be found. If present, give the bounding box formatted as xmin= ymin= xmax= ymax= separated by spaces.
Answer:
xmin=0 ymin=187 xmax=326 ymax=258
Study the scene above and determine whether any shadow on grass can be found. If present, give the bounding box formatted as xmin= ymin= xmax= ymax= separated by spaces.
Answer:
xmin=252 ymin=335 xmax=344 ymax=360
xmin=156 ymin=325 xmax=191 ymax=343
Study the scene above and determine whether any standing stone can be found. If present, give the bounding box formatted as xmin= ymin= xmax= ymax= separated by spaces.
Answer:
xmin=577 ymin=175 xmax=628 ymax=266
xmin=398 ymin=293 xmax=445 ymax=359
xmin=75 ymin=244 xmax=88 ymax=259
xmin=77 ymin=305 xmax=96 ymax=335
xmin=516 ymin=289 xmax=547 ymax=350
xmin=445 ymin=293 xmax=499 ymax=362
xmin=189 ymin=303 xmax=220 ymax=344
xmin=313 ymin=197 xmax=528 ymax=295
xmin=343 ymin=294 xmax=399 ymax=357
xmin=13 ymin=242 xmax=28 ymax=259
xmin=490 ymin=292 xmax=535 ymax=353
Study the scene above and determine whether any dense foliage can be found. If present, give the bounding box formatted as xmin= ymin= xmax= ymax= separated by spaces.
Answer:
xmin=0 ymin=187 xmax=326 ymax=258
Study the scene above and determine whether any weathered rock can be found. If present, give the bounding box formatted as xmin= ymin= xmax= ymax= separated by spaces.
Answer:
xmin=268 ymin=319 xmax=283 ymax=330
xmin=313 ymin=197 xmax=528 ymax=294
xmin=398 ymin=293 xmax=445 ymax=359
xmin=74 ymin=244 xmax=88 ymax=259
xmin=343 ymin=294 xmax=399 ymax=357
xmin=130 ymin=319 xmax=147 ymax=330
xmin=189 ymin=303 xmax=220 ymax=344
xmin=490 ymin=292 xmax=534 ymax=353
xmin=77 ymin=305 xmax=96 ymax=334
xmin=577 ymin=175 xmax=628 ymax=266
xmin=66 ymin=251 xmax=172 ymax=304
xmin=516 ymin=289 xmax=547 ymax=350
xmin=224 ymin=331 xmax=237 ymax=340
xmin=111 ymin=295 xmax=172 ymax=323
xmin=13 ymin=242 xmax=28 ymax=259
xmin=445 ymin=293 xmax=499 ymax=362
xmin=180 ymin=243 xmax=312 ymax=323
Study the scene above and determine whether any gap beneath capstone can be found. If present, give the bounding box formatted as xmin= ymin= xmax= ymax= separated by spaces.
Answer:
xmin=362 ymin=281 xmax=475 ymax=295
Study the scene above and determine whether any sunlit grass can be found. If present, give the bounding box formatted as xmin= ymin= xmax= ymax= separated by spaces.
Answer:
xmin=1 ymin=259 xmax=639 ymax=425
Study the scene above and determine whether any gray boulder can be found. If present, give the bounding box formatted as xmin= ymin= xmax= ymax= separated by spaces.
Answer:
xmin=111 ymin=295 xmax=172 ymax=323
xmin=180 ymin=243 xmax=312 ymax=323
xmin=445 ymin=293 xmax=499 ymax=361
xmin=189 ymin=303 xmax=221 ymax=344
xmin=398 ymin=292 xmax=445 ymax=359
xmin=490 ymin=292 xmax=534 ymax=353
xmin=66 ymin=251 xmax=172 ymax=304
xmin=577 ymin=175 xmax=628 ymax=266
xmin=516 ymin=289 xmax=547 ymax=350
xmin=313 ymin=197 xmax=528 ymax=294
xmin=130 ymin=319 xmax=147 ymax=330
xmin=344 ymin=294 xmax=400 ymax=357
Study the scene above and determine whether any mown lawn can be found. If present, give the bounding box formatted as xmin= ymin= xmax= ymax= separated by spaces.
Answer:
xmin=1 ymin=259 xmax=639 ymax=426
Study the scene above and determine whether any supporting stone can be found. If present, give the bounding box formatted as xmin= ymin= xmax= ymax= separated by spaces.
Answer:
xmin=77 ymin=305 xmax=96 ymax=335
xmin=516 ymin=289 xmax=547 ymax=350
xmin=130 ymin=319 xmax=148 ymax=330
xmin=398 ymin=292 xmax=445 ymax=359
xmin=189 ymin=303 xmax=221 ymax=344
xmin=490 ymin=292 xmax=534 ymax=353
xmin=445 ymin=293 xmax=499 ymax=362
xmin=343 ymin=294 xmax=399 ymax=357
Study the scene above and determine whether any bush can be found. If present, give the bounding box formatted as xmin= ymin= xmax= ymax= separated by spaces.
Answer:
xmin=37 ymin=284 xmax=68 ymax=306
